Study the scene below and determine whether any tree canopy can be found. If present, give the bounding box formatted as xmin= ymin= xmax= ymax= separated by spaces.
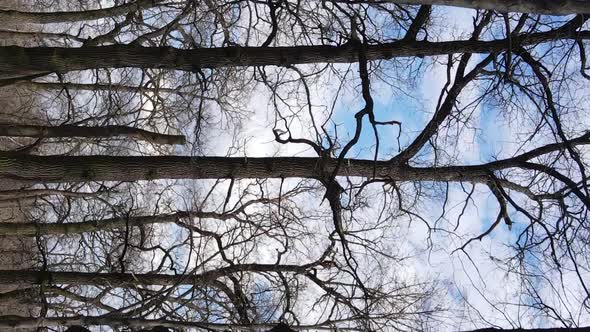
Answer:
xmin=0 ymin=0 xmax=590 ymax=331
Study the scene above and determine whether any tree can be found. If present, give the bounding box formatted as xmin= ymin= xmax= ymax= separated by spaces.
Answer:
xmin=1 ymin=0 xmax=590 ymax=331
xmin=0 ymin=124 xmax=185 ymax=145
xmin=341 ymin=0 xmax=590 ymax=15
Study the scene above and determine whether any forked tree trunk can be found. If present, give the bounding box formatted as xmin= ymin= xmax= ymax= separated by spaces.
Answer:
xmin=0 ymin=154 xmax=497 ymax=183
xmin=1 ymin=130 xmax=587 ymax=185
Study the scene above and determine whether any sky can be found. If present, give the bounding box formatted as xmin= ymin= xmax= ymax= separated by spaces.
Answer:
xmin=187 ymin=5 xmax=590 ymax=329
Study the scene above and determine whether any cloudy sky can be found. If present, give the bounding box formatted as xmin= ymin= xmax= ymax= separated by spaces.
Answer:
xmin=184 ymin=4 xmax=590 ymax=330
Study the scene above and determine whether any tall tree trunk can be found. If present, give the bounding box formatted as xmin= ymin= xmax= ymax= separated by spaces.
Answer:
xmin=0 ymin=316 xmax=268 ymax=330
xmin=0 ymin=124 xmax=185 ymax=145
xmin=0 ymin=265 xmax=313 ymax=286
xmin=360 ymin=0 xmax=590 ymax=15
xmin=0 ymin=0 xmax=163 ymax=25
xmin=0 ymin=30 xmax=85 ymax=44
xmin=0 ymin=189 xmax=95 ymax=201
xmin=0 ymin=131 xmax=586 ymax=184
xmin=0 ymin=18 xmax=586 ymax=80
xmin=0 ymin=189 xmax=97 ymax=207
xmin=0 ymin=154 xmax=492 ymax=183
xmin=0 ymin=211 xmax=228 ymax=236
xmin=0 ymin=316 xmax=586 ymax=331
xmin=19 ymin=81 xmax=212 ymax=99
xmin=466 ymin=328 xmax=590 ymax=332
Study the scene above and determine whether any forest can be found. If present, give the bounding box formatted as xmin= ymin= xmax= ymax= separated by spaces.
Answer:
xmin=0 ymin=0 xmax=590 ymax=331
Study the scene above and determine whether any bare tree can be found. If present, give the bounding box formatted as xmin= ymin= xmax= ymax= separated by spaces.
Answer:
xmin=2 ymin=1 xmax=590 ymax=331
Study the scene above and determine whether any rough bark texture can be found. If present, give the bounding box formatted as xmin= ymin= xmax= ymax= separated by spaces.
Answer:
xmin=0 ymin=2 xmax=39 ymax=326
xmin=370 ymin=0 xmax=590 ymax=15
xmin=0 ymin=124 xmax=186 ymax=145
xmin=0 ymin=189 xmax=98 ymax=208
xmin=0 ymin=211 xmax=225 ymax=236
xmin=466 ymin=328 xmax=590 ymax=332
xmin=0 ymin=154 xmax=502 ymax=184
xmin=0 ymin=317 xmax=272 ymax=331
xmin=0 ymin=0 xmax=162 ymax=25
xmin=0 ymin=23 xmax=586 ymax=80
xmin=19 ymin=81 xmax=199 ymax=96
xmin=0 ymin=30 xmax=85 ymax=46
xmin=0 ymin=317 xmax=586 ymax=331
xmin=2 ymin=130 xmax=588 ymax=185
xmin=0 ymin=189 xmax=93 ymax=201
xmin=0 ymin=266 xmax=312 ymax=286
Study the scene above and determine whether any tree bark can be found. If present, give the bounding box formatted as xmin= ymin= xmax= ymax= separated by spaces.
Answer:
xmin=0 ymin=154 xmax=492 ymax=183
xmin=1 ymin=131 xmax=587 ymax=184
xmin=0 ymin=316 xmax=276 ymax=331
xmin=465 ymin=328 xmax=590 ymax=332
xmin=0 ymin=189 xmax=94 ymax=201
xmin=0 ymin=189 xmax=98 ymax=207
xmin=348 ymin=0 xmax=590 ymax=15
xmin=0 ymin=316 xmax=586 ymax=331
xmin=0 ymin=30 xmax=85 ymax=44
xmin=0 ymin=124 xmax=185 ymax=145
xmin=19 ymin=81 xmax=212 ymax=100
xmin=0 ymin=22 xmax=586 ymax=80
xmin=0 ymin=0 xmax=163 ymax=25
xmin=0 ymin=211 xmax=227 ymax=236
xmin=0 ymin=265 xmax=313 ymax=287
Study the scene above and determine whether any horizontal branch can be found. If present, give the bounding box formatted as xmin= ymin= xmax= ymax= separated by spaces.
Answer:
xmin=0 ymin=124 xmax=185 ymax=145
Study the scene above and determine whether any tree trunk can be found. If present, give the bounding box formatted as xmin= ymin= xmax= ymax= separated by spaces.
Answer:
xmin=466 ymin=328 xmax=590 ymax=332
xmin=0 ymin=189 xmax=97 ymax=207
xmin=0 ymin=124 xmax=185 ymax=145
xmin=0 ymin=21 xmax=586 ymax=80
xmin=0 ymin=30 xmax=85 ymax=44
xmin=0 ymin=265 xmax=312 ymax=287
xmin=19 ymin=81 xmax=212 ymax=100
xmin=0 ymin=154 xmax=497 ymax=183
xmin=355 ymin=0 xmax=590 ymax=15
xmin=0 ymin=211 xmax=227 ymax=236
xmin=0 ymin=316 xmax=586 ymax=331
xmin=1 ymin=130 xmax=587 ymax=184
xmin=0 ymin=316 xmax=270 ymax=331
xmin=0 ymin=0 xmax=163 ymax=25
xmin=0 ymin=189 xmax=94 ymax=201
